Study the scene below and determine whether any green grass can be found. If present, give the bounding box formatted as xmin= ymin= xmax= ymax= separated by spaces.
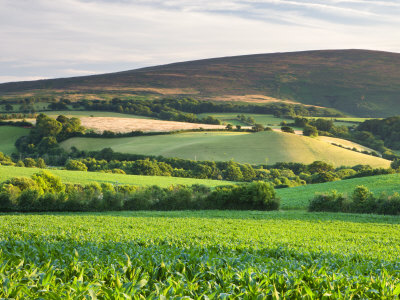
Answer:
xmin=277 ymin=173 xmax=400 ymax=209
xmin=197 ymin=113 xmax=292 ymax=126
xmin=44 ymin=110 xmax=152 ymax=118
xmin=0 ymin=126 xmax=30 ymax=154
xmin=0 ymin=165 xmax=233 ymax=188
xmin=1 ymin=210 xmax=400 ymax=298
xmin=60 ymin=131 xmax=391 ymax=167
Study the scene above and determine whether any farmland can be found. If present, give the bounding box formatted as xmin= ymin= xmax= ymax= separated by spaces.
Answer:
xmin=197 ymin=113 xmax=292 ymax=127
xmin=0 ymin=126 xmax=30 ymax=154
xmin=1 ymin=210 xmax=400 ymax=298
xmin=277 ymin=172 xmax=400 ymax=209
xmin=0 ymin=165 xmax=233 ymax=188
xmin=60 ymin=131 xmax=391 ymax=167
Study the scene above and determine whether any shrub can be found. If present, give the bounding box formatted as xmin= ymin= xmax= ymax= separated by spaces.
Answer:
xmin=309 ymin=190 xmax=347 ymax=212
xmin=65 ymin=159 xmax=88 ymax=171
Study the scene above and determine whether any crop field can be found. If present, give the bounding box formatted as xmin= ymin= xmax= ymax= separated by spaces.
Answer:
xmin=0 ymin=126 xmax=30 ymax=154
xmin=1 ymin=210 xmax=400 ymax=298
xmin=44 ymin=110 xmax=153 ymax=119
xmin=0 ymin=165 xmax=233 ymax=188
xmin=277 ymin=173 xmax=400 ymax=209
xmin=60 ymin=131 xmax=391 ymax=167
xmin=197 ymin=113 xmax=292 ymax=127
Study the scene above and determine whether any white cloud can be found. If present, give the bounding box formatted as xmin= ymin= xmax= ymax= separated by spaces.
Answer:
xmin=0 ymin=0 xmax=399 ymax=83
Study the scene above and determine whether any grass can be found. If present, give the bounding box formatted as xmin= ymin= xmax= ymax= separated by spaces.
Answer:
xmin=60 ymin=131 xmax=391 ymax=167
xmin=0 ymin=126 xmax=30 ymax=154
xmin=0 ymin=165 xmax=233 ymax=188
xmin=197 ymin=113 xmax=292 ymax=127
xmin=1 ymin=210 xmax=400 ymax=298
xmin=277 ymin=173 xmax=400 ymax=209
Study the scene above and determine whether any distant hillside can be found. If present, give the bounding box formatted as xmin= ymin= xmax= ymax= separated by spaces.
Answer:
xmin=2 ymin=49 xmax=400 ymax=116
xmin=60 ymin=131 xmax=391 ymax=168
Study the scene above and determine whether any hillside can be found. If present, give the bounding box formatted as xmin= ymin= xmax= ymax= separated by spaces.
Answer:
xmin=1 ymin=50 xmax=400 ymax=116
xmin=60 ymin=131 xmax=391 ymax=167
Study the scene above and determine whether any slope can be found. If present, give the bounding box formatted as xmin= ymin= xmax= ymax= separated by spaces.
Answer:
xmin=60 ymin=131 xmax=391 ymax=168
xmin=1 ymin=50 xmax=400 ymax=116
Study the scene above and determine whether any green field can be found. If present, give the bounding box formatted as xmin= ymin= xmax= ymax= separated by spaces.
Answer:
xmin=0 ymin=126 xmax=30 ymax=154
xmin=197 ymin=113 xmax=292 ymax=127
xmin=0 ymin=165 xmax=233 ymax=188
xmin=277 ymin=173 xmax=400 ymax=209
xmin=60 ymin=131 xmax=391 ymax=167
xmin=1 ymin=210 xmax=400 ymax=298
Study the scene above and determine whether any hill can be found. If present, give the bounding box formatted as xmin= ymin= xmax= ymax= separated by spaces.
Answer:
xmin=0 ymin=165 xmax=232 ymax=188
xmin=60 ymin=131 xmax=391 ymax=167
xmin=1 ymin=50 xmax=400 ymax=116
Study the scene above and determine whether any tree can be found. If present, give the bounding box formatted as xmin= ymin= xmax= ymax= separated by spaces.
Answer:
xmin=225 ymin=124 xmax=233 ymax=130
xmin=5 ymin=104 xmax=13 ymax=111
xmin=281 ymin=126 xmax=295 ymax=133
xmin=303 ymin=125 xmax=318 ymax=137
xmin=252 ymin=124 xmax=265 ymax=132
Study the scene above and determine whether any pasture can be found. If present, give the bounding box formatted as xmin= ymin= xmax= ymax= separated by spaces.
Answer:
xmin=60 ymin=131 xmax=391 ymax=167
xmin=277 ymin=173 xmax=400 ymax=209
xmin=0 ymin=126 xmax=30 ymax=154
xmin=1 ymin=210 xmax=399 ymax=298
xmin=0 ymin=165 xmax=233 ymax=188
xmin=197 ymin=113 xmax=292 ymax=127
xmin=44 ymin=110 xmax=152 ymax=119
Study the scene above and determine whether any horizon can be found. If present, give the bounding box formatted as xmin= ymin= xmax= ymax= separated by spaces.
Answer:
xmin=1 ymin=0 xmax=400 ymax=83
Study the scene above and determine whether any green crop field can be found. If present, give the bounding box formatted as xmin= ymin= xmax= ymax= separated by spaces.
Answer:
xmin=277 ymin=173 xmax=400 ymax=209
xmin=0 ymin=165 xmax=233 ymax=188
xmin=0 ymin=126 xmax=30 ymax=155
xmin=197 ymin=113 xmax=292 ymax=127
xmin=60 ymin=131 xmax=391 ymax=167
xmin=1 ymin=210 xmax=400 ymax=298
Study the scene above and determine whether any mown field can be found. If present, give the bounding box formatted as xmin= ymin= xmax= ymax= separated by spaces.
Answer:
xmin=44 ymin=110 xmax=152 ymax=119
xmin=277 ymin=173 xmax=400 ymax=209
xmin=0 ymin=166 xmax=232 ymax=188
xmin=0 ymin=126 xmax=30 ymax=155
xmin=1 ymin=210 xmax=400 ymax=298
xmin=60 ymin=131 xmax=391 ymax=167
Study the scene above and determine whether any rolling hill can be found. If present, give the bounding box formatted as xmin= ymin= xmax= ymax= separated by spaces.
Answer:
xmin=1 ymin=50 xmax=400 ymax=116
xmin=60 ymin=131 xmax=391 ymax=168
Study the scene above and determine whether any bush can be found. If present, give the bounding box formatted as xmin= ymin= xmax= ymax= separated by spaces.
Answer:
xmin=309 ymin=190 xmax=348 ymax=212
xmin=65 ymin=159 xmax=88 ymax=171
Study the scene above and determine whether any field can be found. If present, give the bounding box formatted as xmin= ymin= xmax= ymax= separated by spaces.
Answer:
xmin=0 ymin=126 xmax=30 ymax=154
xmin=44 ymin=110 xmax=152 ymax=119
xmin=1 ymin=210 xmax=400 ymax=298
xmin=197 ymin=113 xmax=293 ymax=127
xmin=277 ymin=173 xmax=400 ymax=209
xmin=317 ymin=136 xmax=378 ymax=153
xmin=0 ymin=165 xmax=233 ymax=188
xmin=60 ymin=131 xmax=391 ymax=167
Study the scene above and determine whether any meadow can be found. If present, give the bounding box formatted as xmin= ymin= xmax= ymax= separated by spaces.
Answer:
xmin=277 ymin=173 xmax=400 ymax=209
xmin=44 ymin=110 xmax=152 ymax=118
xmin=197 ymin=113 xmax=292 ymax=127
xmin=0 ymin=165 xmax=233 ymax=188
xmin=0 ymin=126 xmax=30 ymax=154
xmin=60 ymin=131 xmax=391 ymax=167
xmin=1 ymin=210 xmax=400 ymax=298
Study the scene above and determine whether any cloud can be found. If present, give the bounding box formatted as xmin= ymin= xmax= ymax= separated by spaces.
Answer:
xmin=0 ymin=0 xmax=399 ymax=83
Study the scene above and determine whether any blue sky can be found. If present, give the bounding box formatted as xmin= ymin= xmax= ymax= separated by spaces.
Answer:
xmin=1 ymin=0 xmax=399 ymax=83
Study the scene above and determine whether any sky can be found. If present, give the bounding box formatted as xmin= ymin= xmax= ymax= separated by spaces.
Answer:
xmin=1 ymin=0 xmax=400 ymax=83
